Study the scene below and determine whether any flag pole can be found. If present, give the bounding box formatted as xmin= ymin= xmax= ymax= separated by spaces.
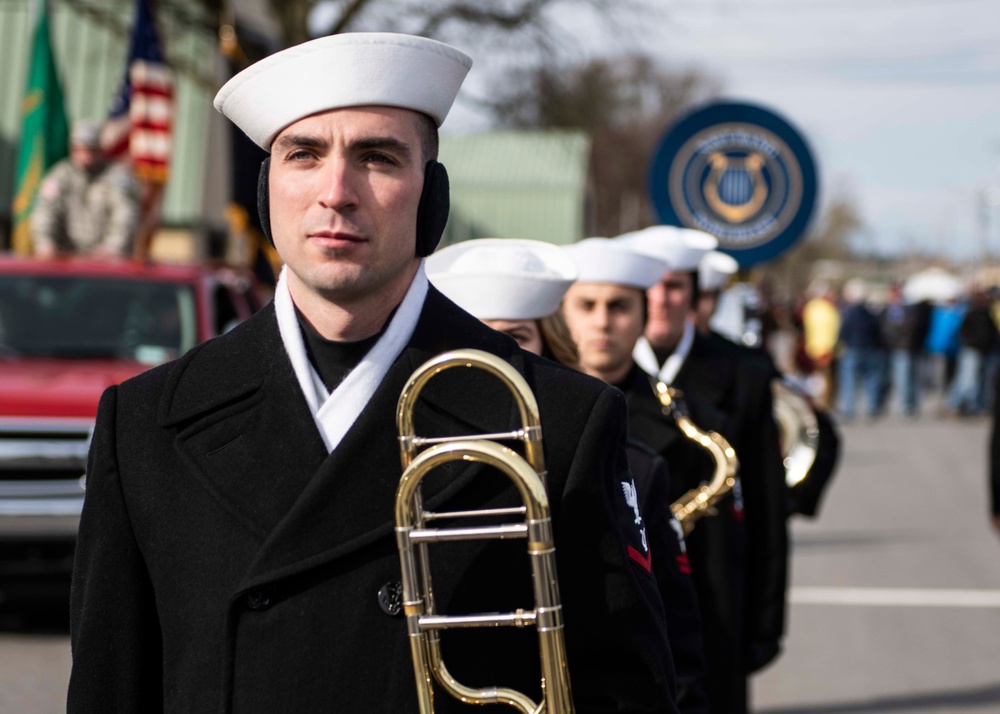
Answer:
xmin=11 ymin=0 xmax=69 ymax=255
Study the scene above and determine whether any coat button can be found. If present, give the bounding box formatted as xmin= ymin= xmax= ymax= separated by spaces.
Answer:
xmin=246 ymin=590 xmax=272 ymax=611
xmin=378 ymin=581 xmax=403 ymax=617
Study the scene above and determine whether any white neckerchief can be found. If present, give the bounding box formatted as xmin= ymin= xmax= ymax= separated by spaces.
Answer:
xmin=632 ymin=320 xmax=695 ymax=386
xmin=274 ymin=263 xmax=428 ymax=452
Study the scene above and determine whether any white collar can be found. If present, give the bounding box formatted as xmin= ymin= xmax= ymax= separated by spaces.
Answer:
xmin=274 ymin=263 xmax=428 ymax=452
xmin=633 ymin=320 xmax=695 ymax=386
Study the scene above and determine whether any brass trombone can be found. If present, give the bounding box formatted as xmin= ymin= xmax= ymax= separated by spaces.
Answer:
xmin=395 ymin=348 xmax=574 ymax=714
xmin=650 ymin=379 xmax=739 ymax=534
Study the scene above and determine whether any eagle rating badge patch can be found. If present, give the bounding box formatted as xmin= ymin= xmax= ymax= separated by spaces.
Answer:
xmin=620 ymin=479 xmax=651 ymax=572
xmin=649 ymin=101 xmax=818 ymax=268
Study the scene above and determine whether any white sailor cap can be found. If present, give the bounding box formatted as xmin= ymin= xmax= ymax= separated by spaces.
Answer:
xmin=699 ymin=250 xmax=740 ymax=292
xmin=617 ymin=225 xmax=718 ymax=272
xmin=427 ymin=239 xmax=578 ymax=320
xmin=214 ymin=32 xmax=473 ymax=150
xmin=563 ymin=238 xmax=668 ymax=290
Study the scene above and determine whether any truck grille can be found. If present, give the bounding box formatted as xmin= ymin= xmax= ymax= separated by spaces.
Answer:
xmin=0 ymin=418 xmax=91 ymax=516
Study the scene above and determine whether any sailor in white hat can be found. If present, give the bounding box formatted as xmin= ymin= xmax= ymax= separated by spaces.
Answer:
xmin=427 ymin=238 xmax=577 ymax=359
xmin=619 ymin=226 xmax=789 ymax=714
xmin=696 ymin=250 xmax=740 ymax=335
xmin=70 ymin=34 xmax=680 ymax=714
xmin=560 ymin=238 xmax=666 ymax=384
xmin=617 ymin=225 xmax=717 ymax=384
xmin=558 ymin=237 xmax=712 ymax=711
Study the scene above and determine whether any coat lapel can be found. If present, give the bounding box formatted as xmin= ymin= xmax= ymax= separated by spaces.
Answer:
xmin=623 ymin=365 xmax=683 ymax=455
xmin=673 ymin=333 xmax=731 ymax=417
xmin=160 ymin=305 xmax=328 ymax=541
xmin=235 ymin=288 xmax=523 ymax=593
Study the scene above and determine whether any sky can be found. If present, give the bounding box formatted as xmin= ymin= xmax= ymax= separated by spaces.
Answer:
xmin=440 ymin=0 xmax=1000 ymax=262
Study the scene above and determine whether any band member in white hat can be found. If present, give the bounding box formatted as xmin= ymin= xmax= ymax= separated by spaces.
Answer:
xmin=559 ymin=237 xmax=711 ymax=714
xmin=69 ymin=34 xmax=677 ymax=713
xmin=427 ymin=238 xmax=578 ymax=364
xmin=620 ymin=225 xmax=788 ymax=714
xmin=696 ymin=250 xmax=740 ymax=335
xmin=435 ymin=237 xmax=709 ymax=712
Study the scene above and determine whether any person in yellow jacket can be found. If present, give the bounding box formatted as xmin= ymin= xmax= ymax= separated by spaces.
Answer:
xmin=802 ymin=281 xmax=841 ymax=409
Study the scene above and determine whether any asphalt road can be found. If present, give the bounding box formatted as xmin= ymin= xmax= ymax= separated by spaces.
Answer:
xmin=1 ymin=413 xmax=998 ymax=712
xmin=753 ymin=414 xmax=1000 ymax=714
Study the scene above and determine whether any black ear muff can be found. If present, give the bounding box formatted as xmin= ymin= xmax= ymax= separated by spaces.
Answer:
xmin=257 ymin=157 xmax=272 ymax=246
xmin=415 ymin=160 xmax=449 ymax=257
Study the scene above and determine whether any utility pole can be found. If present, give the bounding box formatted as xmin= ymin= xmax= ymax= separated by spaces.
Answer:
xmin=981 ymin=186 xmax=1000 ymax=261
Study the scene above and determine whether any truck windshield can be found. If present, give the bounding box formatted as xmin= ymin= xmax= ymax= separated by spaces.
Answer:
xmin=0 ymin=275 xmax=197 ymax=364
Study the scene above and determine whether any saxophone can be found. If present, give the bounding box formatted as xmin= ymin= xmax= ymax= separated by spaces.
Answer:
xmin=650 ymin=379 xmax=739 ymax=534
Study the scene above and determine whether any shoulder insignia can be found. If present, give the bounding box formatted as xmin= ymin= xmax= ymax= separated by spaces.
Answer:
xmin=39 ymin=176 xmax=60 ymax=202
xmin=620 ymin=477 xmax=650 ymax=572
xmin=668 ymin=516 xmax=692 ymax=574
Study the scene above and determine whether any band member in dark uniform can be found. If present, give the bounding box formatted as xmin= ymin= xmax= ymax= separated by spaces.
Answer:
xmin=696 ymin=250 xmax=842 ymax=521
xmin=69 ymin=34 xmax=677 ymax=713
xmin=559 ymin=236 xmax=745 ymax=714
xmin=623 ymin=226 xmax=789 ymax=714
xmin=429 ymin=237 xmax=707 ymax=712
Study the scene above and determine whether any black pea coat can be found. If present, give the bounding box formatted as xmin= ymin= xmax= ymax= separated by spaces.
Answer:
xmin=68 ymin=287 xmax=678 ymax=714
xmin=622 ymin=363 xmax=748 ymax=714
xmin=625 ymin=438 xmax=709 ymax=714
xmin=674 ymin=332 xmax=789 ymax=678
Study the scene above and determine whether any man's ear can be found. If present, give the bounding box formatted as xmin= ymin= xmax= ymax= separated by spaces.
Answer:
xmin=415 ymin=160 xmax=449 ymax=257
xmin=257 ymin=157 xmax=272 ymax=245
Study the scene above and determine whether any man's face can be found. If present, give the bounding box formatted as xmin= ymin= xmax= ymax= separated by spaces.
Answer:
xmin=645 ymin=270 xmax=693 ymax=350
xmin=269 ymin=106 xmax=425 ymax=309
xmin=70 ymin=144 xmax=102 ymax=172
xmin=562 ymin=283 xmax=644 ymax=380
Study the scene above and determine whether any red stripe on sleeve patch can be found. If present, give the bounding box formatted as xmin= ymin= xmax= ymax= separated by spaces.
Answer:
xmin=627 ymin=545 xmax=652 ymax=573
xmin=676 ymin=554 xmax=692 ymax=575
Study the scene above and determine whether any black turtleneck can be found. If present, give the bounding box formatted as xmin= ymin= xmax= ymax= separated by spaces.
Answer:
xmin=652 ymin=346 xmax=672 ymax=367
xmin=295 ymin=308 xmax=389 ymax=392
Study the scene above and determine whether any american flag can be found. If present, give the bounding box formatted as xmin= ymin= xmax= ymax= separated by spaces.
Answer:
xmin=102 ymin=0 xmax=173 ymax=184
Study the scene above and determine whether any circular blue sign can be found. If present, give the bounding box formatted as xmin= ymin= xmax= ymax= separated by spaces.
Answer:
xmin=649 ymin=101 xmax=818 ymax=267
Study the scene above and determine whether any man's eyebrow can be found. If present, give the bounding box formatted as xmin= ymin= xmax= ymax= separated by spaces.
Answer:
xmin=350 ymin=136 xmax=413 ymax=159
xmin=273 ymin=134 xmax=330 ymax=152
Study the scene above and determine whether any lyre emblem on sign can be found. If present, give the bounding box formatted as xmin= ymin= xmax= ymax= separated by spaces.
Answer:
xmin=703 ymin=151 xmax=769 ymax=224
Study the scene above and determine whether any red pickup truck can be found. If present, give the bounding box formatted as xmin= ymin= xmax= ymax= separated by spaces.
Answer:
xmin=0 ymin=256 xmax=266 ymax=601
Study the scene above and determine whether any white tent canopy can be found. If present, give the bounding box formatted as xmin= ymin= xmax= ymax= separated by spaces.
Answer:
xmin=902 ymin=268 xmax=962 ymax=304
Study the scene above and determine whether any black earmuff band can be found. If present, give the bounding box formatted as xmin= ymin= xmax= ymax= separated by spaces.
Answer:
xmin=256 ymin=157 xmax=272 ymax=246
xmin=415 ymin=160 xmax=450 ymax=257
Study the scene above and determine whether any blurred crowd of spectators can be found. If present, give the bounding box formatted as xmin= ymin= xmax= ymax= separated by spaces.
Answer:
xmin=763 ymin=275 xmax=1000 ymax=422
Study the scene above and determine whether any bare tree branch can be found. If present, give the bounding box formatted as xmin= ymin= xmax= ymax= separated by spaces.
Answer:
xmin=330 ymin=0 xmax=376 ymax=34
xmin=418 ymin=0 xmax=551 ymax=36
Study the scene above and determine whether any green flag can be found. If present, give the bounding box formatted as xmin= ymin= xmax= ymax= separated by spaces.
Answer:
xmin=12 ymin=0 xmax=69 ymax=255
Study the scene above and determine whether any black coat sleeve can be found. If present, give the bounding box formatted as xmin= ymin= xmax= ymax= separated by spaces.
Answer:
xmin=556 ymin=387 xmax=679 ymax=714
xmin=735 ymin=371 xmax=789 ymax=674
xmin=68 ymin=387 xmax=163 ymax=712
xmin=627 ymin=440 xmax=710 ymax=714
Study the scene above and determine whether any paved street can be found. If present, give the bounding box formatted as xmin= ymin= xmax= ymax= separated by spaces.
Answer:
xmin=1 ymin=413 xmax=998 ymax=712
xmin=754 ymin=415 xmax=1000 ymax=713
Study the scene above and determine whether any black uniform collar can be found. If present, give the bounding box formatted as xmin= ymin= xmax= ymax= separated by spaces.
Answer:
xmin=295 ymin=306 xmax=391 ymax=392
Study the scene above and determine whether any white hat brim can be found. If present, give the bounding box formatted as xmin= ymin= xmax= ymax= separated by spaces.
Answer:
xmin=427 ymin=238 xmax=577 ymax=320
xmin=564 ymin=238 xmax=668 ymax=289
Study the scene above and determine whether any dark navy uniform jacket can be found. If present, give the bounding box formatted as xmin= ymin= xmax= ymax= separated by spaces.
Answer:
xmin=69 ymin=287 xmax=679 ymax=714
